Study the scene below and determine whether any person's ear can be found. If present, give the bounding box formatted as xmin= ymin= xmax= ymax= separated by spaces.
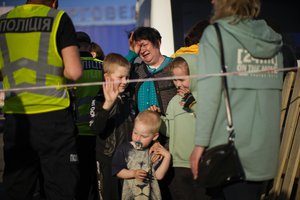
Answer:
xmin=52 ymin=0 xmax=58 ymax=9
xmin=91 ymin=52 xmax=97 ymax=58
xmin=104 ymin=73 xmax=109 ymax=80
xmin=157 ymin=41 xmax=161 ymax=49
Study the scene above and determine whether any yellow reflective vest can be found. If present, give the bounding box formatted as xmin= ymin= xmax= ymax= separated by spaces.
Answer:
xmin=0 ymin=4 xmax=69 ymax=114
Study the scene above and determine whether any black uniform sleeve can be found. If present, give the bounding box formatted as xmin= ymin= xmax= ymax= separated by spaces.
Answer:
xmin=89 ymin=94 xmax=110 ymax=136
xmin=56 ymin=12 xmax=78 ymax=54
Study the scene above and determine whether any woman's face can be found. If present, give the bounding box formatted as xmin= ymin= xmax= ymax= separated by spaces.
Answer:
xmin=138 ymin=39 xmax=161 ymax=66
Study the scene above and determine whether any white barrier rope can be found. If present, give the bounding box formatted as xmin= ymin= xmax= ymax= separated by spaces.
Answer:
xmin=0 ymin=66 xmax=298 ymax=93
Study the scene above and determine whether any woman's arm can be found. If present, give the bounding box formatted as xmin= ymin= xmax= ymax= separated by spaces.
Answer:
xmin=189 ymin=145 xmax=205 ymax=179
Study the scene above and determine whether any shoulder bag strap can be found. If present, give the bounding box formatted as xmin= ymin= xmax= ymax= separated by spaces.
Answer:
xmin=213 ymin=23 xmax=235 ymax=142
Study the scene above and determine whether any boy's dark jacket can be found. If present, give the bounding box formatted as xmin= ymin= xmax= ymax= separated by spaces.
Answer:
xmin=89 ymin=90 xmax=136 ymax=157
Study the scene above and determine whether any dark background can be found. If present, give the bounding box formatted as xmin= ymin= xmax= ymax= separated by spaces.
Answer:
xmin=171 ymin=0 xmax=300 ymax=58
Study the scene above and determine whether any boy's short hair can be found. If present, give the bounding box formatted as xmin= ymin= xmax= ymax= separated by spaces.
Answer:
xmin=103 ymin=53 xmax=130 ymax=74
xmin=169 ymin=56 xmax=190 ymax=75
xmin=134 ymin=110 xmax=161 ymax=134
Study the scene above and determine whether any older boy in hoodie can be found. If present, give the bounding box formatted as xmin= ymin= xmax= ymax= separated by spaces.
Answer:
xmin=149 ymin=56 xmax=209 ymax=200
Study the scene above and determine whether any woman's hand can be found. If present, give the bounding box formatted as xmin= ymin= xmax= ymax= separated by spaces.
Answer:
xmin=147 ymin=105 xmax=161 ymax=113
xmin=190 ymin=146 xmax=205 ymax=180
xmin=128 ymin=32 xmax=141 ymax=55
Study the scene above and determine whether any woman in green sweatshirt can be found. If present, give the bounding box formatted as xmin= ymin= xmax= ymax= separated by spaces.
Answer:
xmin=190 ymin=0 xmax=283 ymax=199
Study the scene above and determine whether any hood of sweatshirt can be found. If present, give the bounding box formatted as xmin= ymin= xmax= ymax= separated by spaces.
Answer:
xmin=217 ymin=17 xmax=283 ymax=59
xmin=180 ymin=53 xmax=198 ymax=93
xmin=171 ymin=44 xmax=199 ymax=58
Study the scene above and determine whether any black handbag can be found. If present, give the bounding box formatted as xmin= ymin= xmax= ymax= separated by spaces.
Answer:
xmin=196 ymin=23 xmax=246 ymax=188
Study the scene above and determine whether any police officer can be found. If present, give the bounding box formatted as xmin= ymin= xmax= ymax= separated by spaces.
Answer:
xmin=0 ymin=0 xmax=82 ymax=199
xmin=71 ymin=31 xmax=104 ymax=200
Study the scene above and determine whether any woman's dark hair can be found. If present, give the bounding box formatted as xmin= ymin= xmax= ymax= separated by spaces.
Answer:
xmin=132 ymin=27 xmax=162 ymax=48
xmin=90 ymin=42 xmax=105 ymax=60
xmin=184 ymin=20 xmax=210 ymax=47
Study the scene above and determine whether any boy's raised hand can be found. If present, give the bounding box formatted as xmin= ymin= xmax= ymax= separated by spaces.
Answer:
xmin=102 ymin=77 xmax=119 ymax=110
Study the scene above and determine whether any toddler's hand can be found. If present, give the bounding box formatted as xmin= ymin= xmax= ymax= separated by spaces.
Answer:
xmin=149 ymin=142 xmax=162 ymax=163
xmin=151 ymin=142 xmax=171 ymax=160
xmin=134 ymin=169 xmax=148 ymax=181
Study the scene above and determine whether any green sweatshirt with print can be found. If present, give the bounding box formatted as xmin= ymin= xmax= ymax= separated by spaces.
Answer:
xmin=195 ymin=17 xmax=283 ymax=181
